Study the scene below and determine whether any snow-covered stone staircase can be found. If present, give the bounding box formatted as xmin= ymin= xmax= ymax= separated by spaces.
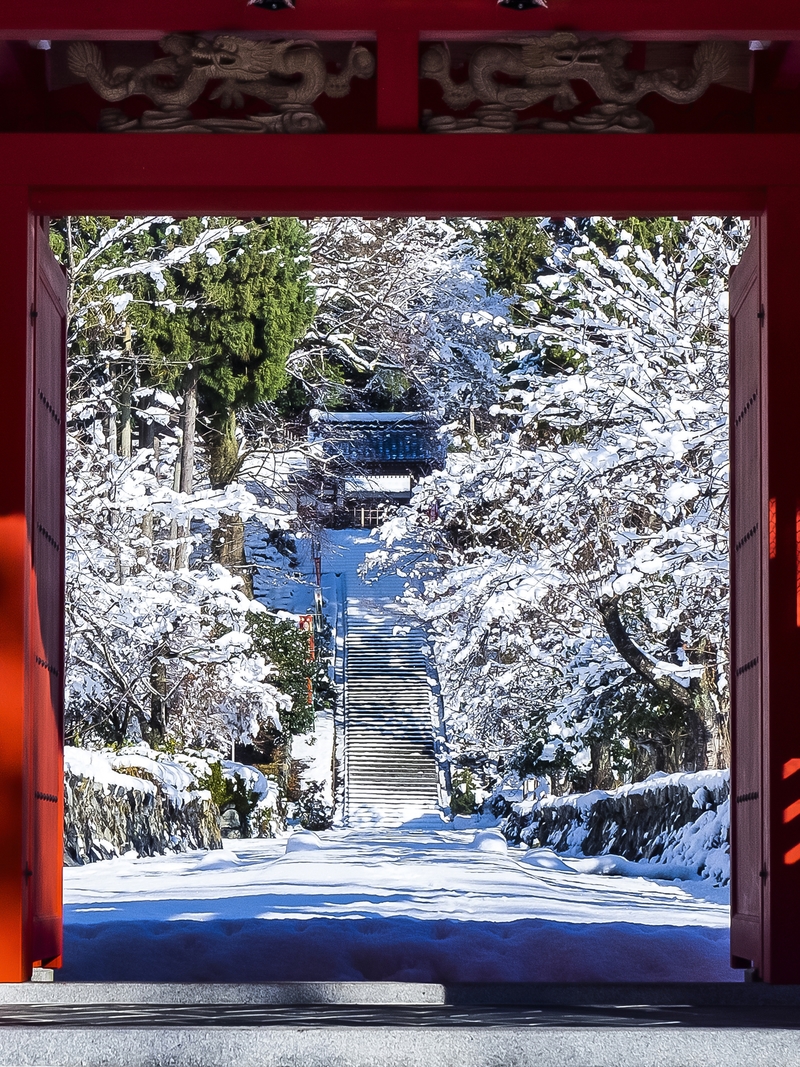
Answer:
xmin=318 ymin=529 xmax=445 ymax=827
xmin=344 ymin=614 xmax=441 ymax=827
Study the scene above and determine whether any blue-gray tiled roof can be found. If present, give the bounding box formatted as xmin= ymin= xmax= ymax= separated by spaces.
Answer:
xmin=312 ymin=416 xmax=438 ymax=465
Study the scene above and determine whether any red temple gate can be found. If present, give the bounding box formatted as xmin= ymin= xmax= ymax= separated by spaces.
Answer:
xmin=0 ymin=0 xmax=797 ymax=982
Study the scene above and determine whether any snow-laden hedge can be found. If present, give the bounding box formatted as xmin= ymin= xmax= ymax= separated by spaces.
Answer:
xmin=64 ymin=745 xmax=283 ymax=865
xmin=490 ymin=769 xmax=730 ymax=884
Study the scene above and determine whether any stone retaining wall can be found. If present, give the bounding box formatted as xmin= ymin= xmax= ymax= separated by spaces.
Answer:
xmin=488 ymin=770 xmax=730 ymax=880
xmin=64 ymin=770 xmax=222 ymax=866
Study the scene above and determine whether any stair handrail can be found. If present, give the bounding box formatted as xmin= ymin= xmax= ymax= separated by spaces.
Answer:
xmin=335 ymin=571 xmax=349 ymax=825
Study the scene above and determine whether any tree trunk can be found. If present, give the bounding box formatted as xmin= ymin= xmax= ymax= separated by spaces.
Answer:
xmin=120 ymin=386 xmax=132 ymax=458
xmin=180 ymin=366 xmax=199 ymax=494
xmin=205 ymin=410 xmax=252 ymax=594
xmin=692 ymin=659 xmax=731 ymax=771
xmin=140 ymin=510 xmax=154 ymax=567
xmin=148 ymin=656 xmax=168 ymax=745
xmin=597 ymin=596 xmax=694 ymax=710
xmin=107 ymin=407 xmax=117 ymax=456
xmin=139 ymin=416 xmax=155 ymax=451
xmin=175 ymin=368 xmax=199 ymax=570
xmin=596 ymin=594 xmax=719 ymax=772
xmin=211 ymin=513 xmax=253 ymax=598
xmin=589 ymin=739 xmax=616 ymax=790
xmin=174 ymin=529 xmax=190 ymax=571
xmin=206 ymin=410 xmax=240 ymax=490
xmin=168 ymin=448 xmax=182 ymax=570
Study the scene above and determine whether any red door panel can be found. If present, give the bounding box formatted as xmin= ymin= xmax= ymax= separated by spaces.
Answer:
xmin=729 ymin=223 xmax=765 ymax=969
xmin=27 ymin=221 xmax=66 ymax=968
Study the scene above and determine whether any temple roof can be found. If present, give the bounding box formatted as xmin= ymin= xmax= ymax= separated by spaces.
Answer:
xmin=309 ymin=411 xmax=440 ymax=466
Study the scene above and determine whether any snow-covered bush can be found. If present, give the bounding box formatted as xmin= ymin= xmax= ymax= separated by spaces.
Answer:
xmin=108 ymin=744 xmax=282 ymax=837
xmin=491 ymin=768 xmax=730 ymax=885
xmin=293 ymin=779 xmax=333 ymax=831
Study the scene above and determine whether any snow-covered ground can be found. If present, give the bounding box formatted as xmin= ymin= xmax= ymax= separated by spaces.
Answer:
xmin=60 ymin=826 xmax=736 ymax=983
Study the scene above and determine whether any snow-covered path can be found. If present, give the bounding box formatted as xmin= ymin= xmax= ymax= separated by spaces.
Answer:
xmin=60 ymin=828 xmax=737 ymax=984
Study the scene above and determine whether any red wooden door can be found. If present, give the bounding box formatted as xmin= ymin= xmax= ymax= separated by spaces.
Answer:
xmin=729 ymin=222 xmax=766 ymax=972
xmin=26 ymin=221 xmax=66 ymax=968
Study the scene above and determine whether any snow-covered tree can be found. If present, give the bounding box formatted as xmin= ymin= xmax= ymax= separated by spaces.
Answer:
xmin=64 ymin=404 xmax=292 ymax=749
xmin=376 ymin=216 xmax=744 ymax=792
xmin=284 ymin=217 xmax=509 ymax=419
xmin=57 ymin=216 xmax=302 ymax=751
xmin=127 ymin=216 xmax=315 ymax=490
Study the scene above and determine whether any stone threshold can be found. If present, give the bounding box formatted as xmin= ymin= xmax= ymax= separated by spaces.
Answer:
xmin=0 ymin=985 xmax=797 ymax=1067
xmin=3 ymin=980 xmax=800 ymax=1007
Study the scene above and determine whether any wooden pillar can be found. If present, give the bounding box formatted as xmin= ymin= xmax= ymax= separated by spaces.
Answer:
xmin=0 ymin=188 xmax=34 ymax=981
xmin=761 ymin=188 xmax=800 ymax=983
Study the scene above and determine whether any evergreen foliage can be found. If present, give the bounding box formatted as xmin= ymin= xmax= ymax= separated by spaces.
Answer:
xmin=246 ymin=614 xmax=332 ymax=738
xmin=449 ymin=768 xmax=477 ymax=816
xmin=197 ymin=761 xmax=261 ymax=836
xmin=294 ymin=780 xmax=334 ymax=830
xmin=126 ymin=217 xmax=315 ymax=486
xmin=478 ymin=217 xmax=553 ymax=311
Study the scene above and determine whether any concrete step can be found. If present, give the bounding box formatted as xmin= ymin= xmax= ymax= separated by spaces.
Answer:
xmin=346 ymin=776 xmax=437 ymax=785
xmin=344 ymin=728 xmax=434 ymax=737
xmin=345 ymin=743 xmax=435 ymax=753
xmin=345 ymin=739 xmax=435 ymax=747
xmin=347 ymin=779 xmax=439 ymax=788
xmin=345 ymin=796 xmax=440 ymax=803
xmin=346 ymin=712 xmax=430 ymax=719
xmin=345 ymin=751 xmax=436 ymax=761
xmin=345 ymin=757 xmax=438 ymax=767
xmin=346 ymin=777 xmax=437 ymax=784
xmin=346 ymin=743 xmax=434 ymax=749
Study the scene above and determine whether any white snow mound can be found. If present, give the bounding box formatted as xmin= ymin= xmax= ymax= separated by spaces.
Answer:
xmin=520 ymin=848 xmax=575 ymax=873
xmin=472 ymin=828 xmax=508 ymax=854
xmin=286 ymin=830 xmax=323 ymax=853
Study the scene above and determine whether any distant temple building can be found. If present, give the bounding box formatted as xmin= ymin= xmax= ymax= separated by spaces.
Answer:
xmin=308 ymin=410 xmax=441 ymax=527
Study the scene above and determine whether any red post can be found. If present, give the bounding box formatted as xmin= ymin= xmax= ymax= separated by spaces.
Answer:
xmin=0 ymin=188 xmax=34 ymax=981
xmin=760 ymin=188 xmax=800 ymax=983
xmin=376 ymin=27 xmax=419 ymax=132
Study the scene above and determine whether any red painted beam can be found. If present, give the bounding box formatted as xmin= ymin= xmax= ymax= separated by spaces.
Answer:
xmin=27 ymin=186 xmax=761 ymax=219
xmin=0 ymin=132 xmax=792 ymax=216
xmin=0 ymin=0 xmax=798 ymax=39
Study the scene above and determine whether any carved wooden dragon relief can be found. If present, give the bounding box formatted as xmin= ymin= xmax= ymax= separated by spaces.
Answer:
xmin=420 ymin=35 xmax=741 ymax=133
xmin=67 ymin=35 xmax=375 ymax=133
